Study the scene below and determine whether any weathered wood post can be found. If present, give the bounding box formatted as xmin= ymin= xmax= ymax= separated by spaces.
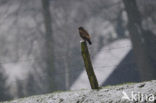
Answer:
xmin=81 ymin=41 xmax=99 ymax=89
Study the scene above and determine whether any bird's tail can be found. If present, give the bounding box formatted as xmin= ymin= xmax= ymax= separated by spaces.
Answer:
xmin=87 ymin=39 xmax=92 ymax=45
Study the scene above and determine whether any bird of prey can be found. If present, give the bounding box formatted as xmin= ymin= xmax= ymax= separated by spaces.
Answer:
xmin=78 ymin=27 xmax=92 ymax=45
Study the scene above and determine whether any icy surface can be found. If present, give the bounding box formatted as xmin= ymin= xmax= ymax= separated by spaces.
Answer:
xmin=1 ymin=80 xmax=156 ymax=103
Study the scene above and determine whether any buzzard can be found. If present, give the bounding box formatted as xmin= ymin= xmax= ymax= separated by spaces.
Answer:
xmin=78 ymin=27 xmax=92 ymax=45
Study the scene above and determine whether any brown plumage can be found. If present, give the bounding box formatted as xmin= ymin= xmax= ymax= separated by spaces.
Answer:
xmin=78 ymin=27 xmax=92 ymax=45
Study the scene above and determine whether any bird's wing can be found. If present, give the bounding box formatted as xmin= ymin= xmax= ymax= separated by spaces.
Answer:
xmin=80 ymin=29 xmax=91 ymax=39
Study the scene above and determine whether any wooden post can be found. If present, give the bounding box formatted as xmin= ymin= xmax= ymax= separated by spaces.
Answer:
xmin=81 ymin=41 xmax=99 ymax=89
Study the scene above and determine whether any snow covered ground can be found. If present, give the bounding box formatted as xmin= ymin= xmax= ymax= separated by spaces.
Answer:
xmin=2 ymin=80 xmax=156 ymax=103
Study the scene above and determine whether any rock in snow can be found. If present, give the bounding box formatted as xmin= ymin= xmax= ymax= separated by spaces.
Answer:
xmin=1 ymin=80 xmax=156 ymax=103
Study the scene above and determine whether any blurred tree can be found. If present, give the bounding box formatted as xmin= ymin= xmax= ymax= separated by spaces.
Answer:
xmin=41 ymin=0 xmax=55 ymax=92
xmin=115 ymin=10 xmax=126 ymax=38
xmin=123 ymin=0 xmax=156 ymax=80
xmin=0 ymin=67 xmax=11 ymax=101
xmin=25 ymin=73 xmax=40 ymax=96
xmin=17 ymin=79 xmax=25 ymax=98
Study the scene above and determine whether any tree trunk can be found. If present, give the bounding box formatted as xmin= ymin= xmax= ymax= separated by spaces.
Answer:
xmin=123 ymin=0 xmax=155 ymax=81
xmin=41 ymin=0 xmax=55 ymax=91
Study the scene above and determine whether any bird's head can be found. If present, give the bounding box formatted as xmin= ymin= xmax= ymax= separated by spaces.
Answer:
xmin=78 ymin=26 xmax=84 ymax=30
